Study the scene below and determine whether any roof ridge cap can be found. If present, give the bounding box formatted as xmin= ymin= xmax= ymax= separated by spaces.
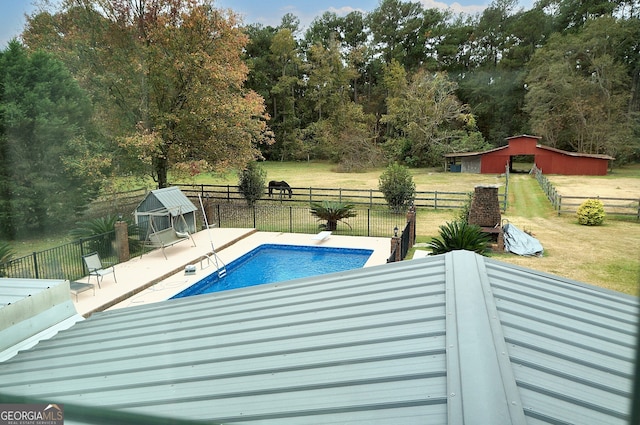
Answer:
xmin=445 ymin=250 xmax=526 ymax=424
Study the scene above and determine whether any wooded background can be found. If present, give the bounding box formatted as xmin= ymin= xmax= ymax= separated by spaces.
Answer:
xmin=1 ymin=0 xmax=639 ymax=238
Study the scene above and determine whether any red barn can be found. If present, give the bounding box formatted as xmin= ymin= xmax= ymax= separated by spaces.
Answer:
xmin=445 ymin=135 xmax=614 ymax=175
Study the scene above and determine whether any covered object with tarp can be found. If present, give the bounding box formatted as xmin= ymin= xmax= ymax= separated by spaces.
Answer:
xmin=503 ymin=222 xmax=544 ymax=256
xmin=134 ymin=187 xmax=197 ymax=238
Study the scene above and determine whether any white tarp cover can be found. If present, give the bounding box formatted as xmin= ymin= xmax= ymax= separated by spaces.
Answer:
xmin=503 ymin=223 xmax=544 ymax=256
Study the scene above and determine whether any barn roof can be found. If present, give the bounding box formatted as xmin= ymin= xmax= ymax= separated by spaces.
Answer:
xmin=135 ymin=186 xmax=197 ymax=217
xmin=536 ymin=144 xmax=615 ymax=160
xmin=0 ymin=251 xmax=637 ymax=424
xmin=444 ymin=135 xmax=615 ymax=160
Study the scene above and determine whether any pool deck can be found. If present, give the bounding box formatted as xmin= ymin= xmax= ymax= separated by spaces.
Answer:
xmin=72 ymin=229 xmax=391 ymax=317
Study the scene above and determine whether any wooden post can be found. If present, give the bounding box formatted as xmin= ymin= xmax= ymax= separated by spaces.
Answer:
xmin=115 ymin=221 xmax=130 ymax=263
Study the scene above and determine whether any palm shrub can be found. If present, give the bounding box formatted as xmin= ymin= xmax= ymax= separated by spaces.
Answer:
xmin=238 ymin=162 xmax=266 ymax=206
xmin=427 ymin=221 xmax=491 ymax=255
xmin=310 ymin=201 xmax=357 ymax=231
xmin=378 ymin=163 xmax=416 ymax=213
xmin=0 ymin=241 xmax=15 ymax=277
xmin=576 ymin=199 xmax=605 ymax=226
xmin=70 ymin=215 xmax=141 ymax=256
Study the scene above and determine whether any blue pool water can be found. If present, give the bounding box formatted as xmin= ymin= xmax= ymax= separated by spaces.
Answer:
xmin=171 ymin=244 xmax=373 ymax=298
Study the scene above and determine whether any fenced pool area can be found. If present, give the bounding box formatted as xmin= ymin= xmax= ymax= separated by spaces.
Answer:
xmin=171 ymin=244 xmax=373 ymax=299
xmin=102 ymin=230 xmax=391 ymax=314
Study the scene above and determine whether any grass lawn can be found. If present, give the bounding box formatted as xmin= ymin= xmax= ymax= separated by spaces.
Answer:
xmin=494 ymin=174 xmax=639 ymax=295
xmin=10 ymin=161 xmax=640 ymax=296
xmin=184 ymin=161 xmax=506 ymax=193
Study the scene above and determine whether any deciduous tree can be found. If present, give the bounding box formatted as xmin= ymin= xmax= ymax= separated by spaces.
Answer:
xmin=23 ymin=0 xmax=272 ymax=188
xmin=382 ymin=70 xmax=487 ymax=166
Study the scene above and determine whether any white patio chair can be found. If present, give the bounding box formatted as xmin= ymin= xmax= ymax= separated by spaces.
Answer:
xmin=82 ymin=252 xmax=117 ymax=288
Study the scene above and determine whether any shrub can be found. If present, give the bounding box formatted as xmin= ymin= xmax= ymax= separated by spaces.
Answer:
xmin=310 ymin=201 xmax=357 ymax=231
xmin=427 ymin=221 xmax=491 ymax=255
xmin=576 ymin=199 xmax=606 ymax=226
xmin=378 ymin=163 xmax=416 ymax=213
xmin=238 ymin=162 xmax=266 ymax=206
xmin=0 ymin=241 xmax=15 ymax=277
xmin=70 ymin=215 xmax=141 ymax=256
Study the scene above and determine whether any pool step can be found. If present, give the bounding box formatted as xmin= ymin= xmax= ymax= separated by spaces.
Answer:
xmin=218 ymin=267 xmax=227 ymax=278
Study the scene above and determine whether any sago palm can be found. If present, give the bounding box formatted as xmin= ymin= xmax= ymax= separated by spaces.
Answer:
xmin=427 ymin=221 xmax=491 ymax=255
xmin=310 ymin=201 xmax=357 ymax=231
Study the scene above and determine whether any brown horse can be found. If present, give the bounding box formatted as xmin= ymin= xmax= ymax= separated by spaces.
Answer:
xmin=268 ymin=180 xmax=292 ymax=198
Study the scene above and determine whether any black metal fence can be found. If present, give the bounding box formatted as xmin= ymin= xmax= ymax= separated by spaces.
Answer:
xmin=387 ymin=212 xmax=415 ymax=263
xmin=0 ymin=228 xmax=145 ymax=281
xmin=206 ymin=203 xmax=405 ymax=238
xmin=0 ymin=204 xmax=404 ymax=280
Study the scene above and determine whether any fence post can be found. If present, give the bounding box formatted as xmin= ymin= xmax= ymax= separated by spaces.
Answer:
xmin=370 ymin=189 xmax=373 ymax=208
xmin=252 ymin=205 xmax=256 ymax=228
xmin=32 ymin=252 xmax=39 ymax=279
xmin=115 ymin=221 xmax=130 ymax=262
xmin=434 ymin=191 xmax=438 ymax=210
xmin=558 ymin=195 xmax=562 ymax=215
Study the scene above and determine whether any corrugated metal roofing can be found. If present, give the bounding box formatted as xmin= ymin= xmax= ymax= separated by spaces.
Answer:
xmin=0 ymin=279 xmax=84 ymax=361
xmin=137 ymin=186 xmax=197 ymax=216
xmin=0 ymin=251 xmax=636 ymax=424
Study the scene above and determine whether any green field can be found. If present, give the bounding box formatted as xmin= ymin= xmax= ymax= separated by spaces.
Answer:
xmin=9 ymin=161 xmax=640 ymax=295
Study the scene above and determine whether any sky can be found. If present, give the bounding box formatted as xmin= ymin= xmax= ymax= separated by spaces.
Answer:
xmin=1 ymin=0 xmax=534 ymax=49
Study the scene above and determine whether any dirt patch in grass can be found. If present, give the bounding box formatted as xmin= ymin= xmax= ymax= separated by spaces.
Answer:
xmin=549 ymin=176 xmax=640 ymax=198
xmin=547 ymin=165 xmax=640 ymax=199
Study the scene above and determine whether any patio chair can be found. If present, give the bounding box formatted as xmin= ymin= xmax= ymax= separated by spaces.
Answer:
xmin=82 ymin=252 xmax=117 ymax=288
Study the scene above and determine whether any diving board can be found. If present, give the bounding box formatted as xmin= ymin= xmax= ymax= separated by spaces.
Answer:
xmin=312 ymin=231 xmax=332 ymax=241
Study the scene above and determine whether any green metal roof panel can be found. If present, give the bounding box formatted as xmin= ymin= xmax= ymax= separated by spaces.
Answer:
xmin=0 ymin=252 xmax=637 ymax=424
xmin=484 ymin=258 xmax=637 ymax=424
xmin=0 ymin=257 xmax=449 ymax=424
xmin=136 ymin=186 xmax=197 ymax=216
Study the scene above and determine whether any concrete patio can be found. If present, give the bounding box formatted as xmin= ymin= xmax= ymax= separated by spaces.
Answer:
xmin=72 ymin=228 xmax=392 ymax=317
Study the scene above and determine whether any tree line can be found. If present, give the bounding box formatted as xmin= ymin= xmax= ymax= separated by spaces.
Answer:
xmin=0 ymin=0 xmax=638 ymax=239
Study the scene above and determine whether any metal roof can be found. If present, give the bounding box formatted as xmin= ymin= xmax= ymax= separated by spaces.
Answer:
xmin=0 ymin=251 xmax=636 ymax=424
xmin=0 ymin=279 xmax=84 ymax=362
xmin=136 ymin=186 xmax=197 ymax=217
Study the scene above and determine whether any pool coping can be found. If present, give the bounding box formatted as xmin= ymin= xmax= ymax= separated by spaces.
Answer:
xmin=84 ymin=230 xmax=392 ymax=313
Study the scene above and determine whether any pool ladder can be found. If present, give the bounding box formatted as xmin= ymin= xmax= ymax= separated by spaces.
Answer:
xmin=201 ymin=252 xmax=227 ymax=278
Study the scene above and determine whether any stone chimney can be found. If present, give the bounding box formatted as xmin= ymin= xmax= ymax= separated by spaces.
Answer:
xmin=468 ymin=185 xmax=501 ymax=228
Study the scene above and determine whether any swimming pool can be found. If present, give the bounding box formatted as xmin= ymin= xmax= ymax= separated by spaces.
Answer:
xmin=171 ymin=244 xmax=373 ymax=298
